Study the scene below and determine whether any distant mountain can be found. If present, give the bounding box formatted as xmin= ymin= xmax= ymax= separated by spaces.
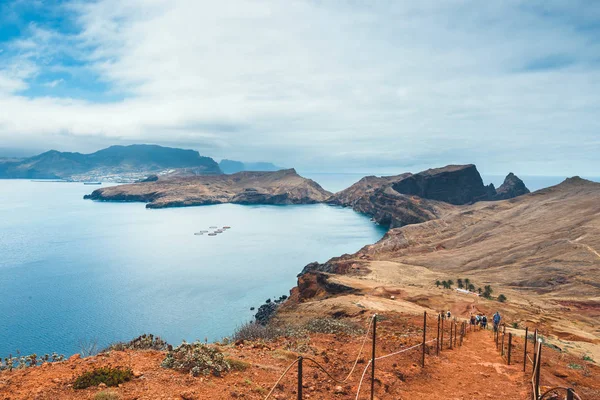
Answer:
xmin=219 ymin=159 xmax=283 ymax=174
xmin=0 ymin=145 xmax=222 ymax=180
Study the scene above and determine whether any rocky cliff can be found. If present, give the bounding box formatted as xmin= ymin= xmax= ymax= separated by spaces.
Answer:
xmin=84 ymin=169 xmax=331 ymax=208
xmin=328 ymin=164 xmax=529 ymax=227
xmin=392 ymin=164 xmax=490 ymax=205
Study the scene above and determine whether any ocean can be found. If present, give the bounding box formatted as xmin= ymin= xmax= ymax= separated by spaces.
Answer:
xmin=0 ymin=180 xmax=386 ymax=357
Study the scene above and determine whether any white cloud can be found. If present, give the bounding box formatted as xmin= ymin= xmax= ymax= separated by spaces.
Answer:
xmin=0 ymin=0 xmax=599 ymax=175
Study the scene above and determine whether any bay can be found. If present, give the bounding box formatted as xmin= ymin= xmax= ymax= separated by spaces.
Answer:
xmin=0 ymin=180 xmax=386 ymax=357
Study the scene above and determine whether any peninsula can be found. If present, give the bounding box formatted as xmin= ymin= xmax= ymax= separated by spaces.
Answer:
xmin=84 ymin=168 xmax=332 ymax=208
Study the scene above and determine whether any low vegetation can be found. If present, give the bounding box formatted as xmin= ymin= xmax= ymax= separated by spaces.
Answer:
xmin=436 ymin=278 xmax=498 ymax=299
xmin=1 ymin=352 xmax=65 ymax=371
xmin=73 ymin=367 xmax=133 ymax=389
xmin=161 ymin=342 xmax=230 ymax=377
xmin=105 ymin=334 xmax=170 ymax=352
xmin=93 ymin=390 xmax=120 ymax=400
xmin=232 ymin=316 xmax=364 ymax=343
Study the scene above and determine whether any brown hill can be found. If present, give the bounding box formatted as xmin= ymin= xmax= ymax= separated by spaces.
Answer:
xmin=299 ymin=177 xmax=600 ymax=361
xmin=84 ymin=169 xmax=331 ymax=208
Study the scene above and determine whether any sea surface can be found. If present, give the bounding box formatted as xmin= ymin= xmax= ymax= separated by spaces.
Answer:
xmin=0 ymin=180 xmax=386 ymax=357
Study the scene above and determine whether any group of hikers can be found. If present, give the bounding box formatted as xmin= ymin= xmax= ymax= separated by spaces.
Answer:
xmin=469 ymin=311 xmax=502 ymax=331
xmin=442 ymin=310 xmax=502 ymax=332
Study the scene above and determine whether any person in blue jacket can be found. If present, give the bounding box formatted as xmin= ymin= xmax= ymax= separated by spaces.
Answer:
xmin=493 ymin=312 xmax=501 ymax=332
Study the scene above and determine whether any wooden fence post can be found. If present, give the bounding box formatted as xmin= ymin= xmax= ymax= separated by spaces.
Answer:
xmin=532 ymin=329 xmax=538 ymax=370
xmin=567 ymin=388 xmax=575 ymax=400
xmin=523 ymin=327 xmax=528 ymax=372
xmin=449 ymin=321 xmax=453 ymax=350
xmin=422 ymin=311 xmax=427 ymax=367
xmin=534 ymin=342 xmax=542 ymax=399
xmin=507 ymin=333 xmax=512 ymax=365
xmin=436 ymin=314 xmax=440 ymax=356
xmin=371 ymin=314 xmax=377 ymax=400
xmin=441 ymin=316 xmax=444 ymax=352
xmin=501 ymin=325 xmax=506 ymax=356
xmin=297 ymin=356 xmax=303 ymax=400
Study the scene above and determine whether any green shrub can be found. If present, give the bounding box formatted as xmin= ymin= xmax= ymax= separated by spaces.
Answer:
xmin=105 ymin=334 xmax=169 ymax=352
xmin=568 ymin=363 xmax=582 ymax=370
xmin=161 ymin=342 xmax=230 ymax=377
xmin=73 ymin=367 xmax=133 ymax=389
xmin=498 ymin=294 xmax=507 ymax=303
xmin=226 ymin=358 xmax=251 ymax=371
xmin=583 ymin=355 xmax=594 ymax=362
xmin=233 ymin=322 xmax=281 ymax=342
xmin=94 ymin=390 xmax=120 ymax=400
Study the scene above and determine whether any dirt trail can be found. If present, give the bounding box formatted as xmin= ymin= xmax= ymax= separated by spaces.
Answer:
xmin=399 ymin=329 xmax=530 ymax=399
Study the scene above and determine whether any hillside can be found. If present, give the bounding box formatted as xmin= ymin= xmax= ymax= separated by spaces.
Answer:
xmin=0 ymin=145 xmax=221 ymax=180
xmin=84 ymin=169 xmax=332 ymax=208
xmin=299 ymin=177 xmax=600 ymax=361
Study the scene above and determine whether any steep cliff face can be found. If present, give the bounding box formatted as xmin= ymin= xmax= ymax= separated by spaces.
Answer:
xmin=84 ymin=169 xmax=332 ymax=208
xmin=328 ymin=165 xmax=530 ymax=228
xmin=392 ymin=164 xmax=489 ymax=205
xmin=493 ymin=172 xmax=530 ymax=200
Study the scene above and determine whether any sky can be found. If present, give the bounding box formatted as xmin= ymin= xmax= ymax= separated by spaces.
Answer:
xmin=0 ymin=0 xmax=599 ymax=174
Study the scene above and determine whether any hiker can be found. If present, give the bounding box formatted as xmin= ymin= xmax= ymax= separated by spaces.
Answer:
xmin=447 ymin=310 xmax=451 ymax=319
xmin=470 ymin=314 xmax=476 ymax=326
xmin=475 ymin=314 xmax=481 ymax=326
xmin=493 ymin=312 xmax=501 ymax=332
xmin=481 ymin=314 xmax=488 ymax=330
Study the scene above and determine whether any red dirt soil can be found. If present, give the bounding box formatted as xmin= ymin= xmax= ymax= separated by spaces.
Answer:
xmin=1 ymin=313 xmax=597 ymax=399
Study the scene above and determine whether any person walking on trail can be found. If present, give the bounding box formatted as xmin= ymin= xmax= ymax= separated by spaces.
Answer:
xmin=470 ymin=314 xmax=476 ymax=326
xmin=481 ymin=314 xmax=488 ymax=330
xmin=447 ymin=310 xmax=451 ymax=319
xmin=493 ymin=312 xmax=501 ymax=332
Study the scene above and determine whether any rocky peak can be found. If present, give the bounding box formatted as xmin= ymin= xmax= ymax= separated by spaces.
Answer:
xmin=492 ymin=172 xmax=530 ymax=200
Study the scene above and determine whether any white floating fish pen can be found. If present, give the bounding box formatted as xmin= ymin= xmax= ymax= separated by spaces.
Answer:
xmin=208 ymin=233 xmax=217 ymax=236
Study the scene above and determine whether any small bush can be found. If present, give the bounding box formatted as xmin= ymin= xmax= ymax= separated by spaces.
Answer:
xmin=498 ymin=294 xmax=507 ymax=303
xmin=233 ymin=322 xmax=281 ymax=342
xmin=161 ymin=342 xmax=230 ymax=377
xmin=226 ymin=358 xmax=251 ymax=371
xmin=94 ymin=390 xmax=120 ymax=400
xmin=73 ymin=367 xmax=133 ymax=389
xmin=583 ymin=355 xmax=594 ymax=362
xmin=568 ymin=363 xmax=582 ymax=370
xmin=105 ymin=334 xmax=169 ymax=352
xmin=1 ymin=352 xmax=65 ymax=371
xmin=512 ymin=322 xmax=518 ymax=329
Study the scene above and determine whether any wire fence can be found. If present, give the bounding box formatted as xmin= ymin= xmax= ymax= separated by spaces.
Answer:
xmin=263 ymin=311 xmax=471 ymax=400
xmin=490 ymin=323 xmax=583 ymax=400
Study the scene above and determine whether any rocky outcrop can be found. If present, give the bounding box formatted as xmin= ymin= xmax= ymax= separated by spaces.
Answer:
xmin=492 ymin=172 xmax=530 ymax=200
xmin=392 ymin=164 xmax=489 ymax=205
xmin=84 ymin=169 xmax=332 ymax=208
xmin=328 ymin=165 xmax=529 ymax=228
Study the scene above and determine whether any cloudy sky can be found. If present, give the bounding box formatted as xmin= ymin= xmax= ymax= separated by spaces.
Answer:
xmin=0 ymin=0 xmax=598 ymax=174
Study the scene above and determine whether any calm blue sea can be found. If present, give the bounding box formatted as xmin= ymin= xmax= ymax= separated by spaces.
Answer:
xmin=0 ymin=180 xmax=386 ymax=358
